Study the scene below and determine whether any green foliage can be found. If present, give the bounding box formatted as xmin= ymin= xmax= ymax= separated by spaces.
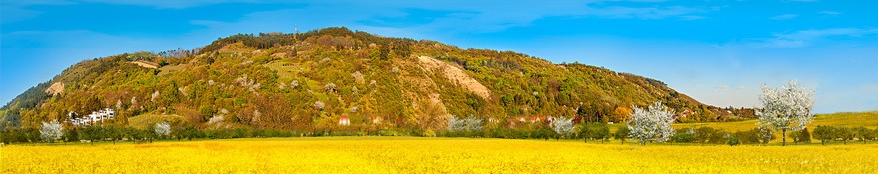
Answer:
xmin=577 ymin=122 xmax=610 ymax=143
xmin=105 ymin=125 xmax=124 ymax=144
xmin=613 ymin=126 xmax=630 ymax=144
xmin=81 ymin=124 xmax=104 ymax=145
xmin=200 ymin=106 xmax=214 ymax=120
xmin=694 ymin=127 xmax=724 ymax=145
xmin=790 ymin=127 xmax=812 ymax=144
xmin=851 ymin=126 xmax=872 ymax=144
xmin=63 ymin=128 xmax=80 ymax=143
xmin=727 ymin=136 xmax=739 ymax=146
xmin=808 ymin=125 xmax=877 ymax=145
xmin=672 ymin=128 xmax=695 ymax=143
xmin=837 ymin=126 xmax=854 ymax=144
xmin=813 ymin=125 xmax=834 ymax=145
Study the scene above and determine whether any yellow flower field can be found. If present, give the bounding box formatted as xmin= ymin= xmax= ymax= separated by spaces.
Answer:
xmin=2 ymin=137 xmax=877 ymax=173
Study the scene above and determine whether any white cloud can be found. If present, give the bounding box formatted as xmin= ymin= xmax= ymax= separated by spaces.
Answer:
xmin=78 ymin=0 xmax=248 ymax=8
xmin=168 ymin=0 xmax=711 ymax=38
xmin=0 ymin=0 xmax=72 ymax=6
xmin=1 ymin=0 xmax=74 ymax=23
xmin=819 ymin=11 xmax=841 ymax=15
xmin=774 ymin=28 xmax=878 ymax=42
xmin=586 ymin=6 xmax=706 ymax=19
xmin=770 ymin=14 xmax=798 ymax=20
xmin=744 ymin=28 xmax=878 ymax=48
xmin=0 ymin=6 xmax=43 ymax=23
xmin=3 ymin=0 xmax=710 ymax=36
xmin=679 ymin=15 xmax=706 ymax=20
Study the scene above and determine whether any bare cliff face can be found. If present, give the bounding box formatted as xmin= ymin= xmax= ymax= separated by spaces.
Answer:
xmin=45 ymin=82 xmax=64 ymax=96
xmin=417 ymin=55 xmax=491 ymax=100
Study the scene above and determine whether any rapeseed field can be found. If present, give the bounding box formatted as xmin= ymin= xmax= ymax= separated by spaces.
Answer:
xmin=2 ymin=137 xmax=876 ymax=173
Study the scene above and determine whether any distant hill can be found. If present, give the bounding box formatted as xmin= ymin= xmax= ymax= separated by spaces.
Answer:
xmin=0 ymin=27 xmax=755 ymax=131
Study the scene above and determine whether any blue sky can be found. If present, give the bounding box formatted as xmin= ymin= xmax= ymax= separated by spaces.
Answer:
xmin=2 ymin=0 xmax=877 ymax=113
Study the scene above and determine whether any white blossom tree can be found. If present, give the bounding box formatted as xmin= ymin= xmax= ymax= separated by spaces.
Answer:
xmin=40 ymin=120 xmax=63 ymax=143
xmin=627 ymin=101 xmax=676 ymax=145
xmin=314 ymin=101 xmax=325 ymax=111
xmin=323 ymin=83 xmax=337 ymax=93
xmin=552 ymin=117 xmax=574 ymax=137
xmin=447 ymin=115 xmax=483 ymax=132
xmin=757 ymin=79 xmax=815 ymax=146
xmin=155 ymin=121 xmax=171 ymax=138
xmin=447 ymin=116 xmax=463 ymax=132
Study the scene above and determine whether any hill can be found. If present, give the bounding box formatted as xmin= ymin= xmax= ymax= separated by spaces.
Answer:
xmin=0 ymin=27 xmax=753 ymax=131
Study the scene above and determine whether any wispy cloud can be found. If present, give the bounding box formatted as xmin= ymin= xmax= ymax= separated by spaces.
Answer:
xmin=587 ymin=6 xmax=706 ymax=19
xmin=679 ymin=15 xmax=706 ymax=20
xmin=394 ymin=2 xmax=709 ymax=33
xmin=745 ymin=28 xmax=878 ymax=48
xmin=0 ymin=0 xmax=72 ymax=6
xmin=770 ymin=14 xmax=798 ymax=20
xmin=711 ymin=84 xmax=747 ymax=93
xmin=1 ymin=0 xmax=287 ymax=9
xmin=777 ymin=28 xmax=878 ymax=39
xmin=4 ymin=0 xmax=711 ymax=33
xmin=819 ymin=11 xmax=841 ymax=15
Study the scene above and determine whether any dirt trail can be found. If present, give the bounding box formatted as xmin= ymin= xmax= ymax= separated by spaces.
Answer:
xmin=131 ymin=61 xmax=158 ymax=69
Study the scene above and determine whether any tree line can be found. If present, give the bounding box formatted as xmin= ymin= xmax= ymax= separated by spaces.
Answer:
xmin=4 ymin=116 xmax=876 ymax=146
xmin=813 ymin=125 xmax=878 ymax=145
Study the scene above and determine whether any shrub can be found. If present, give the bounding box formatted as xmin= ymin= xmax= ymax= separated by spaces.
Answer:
xmin=728 ymin=136 xmax=739 ymax=146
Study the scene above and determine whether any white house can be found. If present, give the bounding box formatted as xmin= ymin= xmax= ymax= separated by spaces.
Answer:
xmin=68 ymin=108 xmax=115 ymax=126
xmin=339 ymin=115 xmax=350 ymax=126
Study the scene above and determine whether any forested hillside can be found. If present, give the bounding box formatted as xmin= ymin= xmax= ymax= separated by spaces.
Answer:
xmin=0 ymin=27 xmax=755 ymax=133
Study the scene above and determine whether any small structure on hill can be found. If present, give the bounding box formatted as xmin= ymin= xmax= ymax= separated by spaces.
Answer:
xmin=68 ymin=108 xmax=115 ymax=126
xmin=339 ymin=115 xmax=350 ymax=126
xmin=371 ymin=116 xmax=382 ymax=124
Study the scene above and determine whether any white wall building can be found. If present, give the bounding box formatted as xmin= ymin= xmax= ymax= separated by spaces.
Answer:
xmin=68 ymin=108 xmax=115 ymax=126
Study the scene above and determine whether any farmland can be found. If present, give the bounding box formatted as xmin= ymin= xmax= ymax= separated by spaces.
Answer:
xmin=674 ymin=111 xmax=878 ymax=132
xmin=3 ymin=137 xmax=877 ymax=173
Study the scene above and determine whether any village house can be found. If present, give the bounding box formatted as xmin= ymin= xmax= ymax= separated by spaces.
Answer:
xmin=68 ymin=108 xmax=115 ymax=126
xmin=529 ymin=116 xmax=549 ymax=123
xmin=371 ymin=116 xmax=383 ymax=124
xmin=676 ymin=108 xmax=695 ymax=120
xmin=339 ymin=115 xmax=350 ymax=126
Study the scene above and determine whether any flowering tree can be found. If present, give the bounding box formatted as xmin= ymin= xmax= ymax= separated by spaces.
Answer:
xmin=627 ymin=101 xmax=675 ymax=145
xmin=40 ymin=120 xmax=63 ymax=143
xmin=552 ymin=117 xmax=574 ymax=138
xmin=155 ymin=121 xmax=171 ymax=138
xmin=314 ymin=101 xmax=325 ymax=111
xmin=757 ymin=80 xmax=815 ymax=146
xmin=447 ymin=115 xmax=483 ymax=132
